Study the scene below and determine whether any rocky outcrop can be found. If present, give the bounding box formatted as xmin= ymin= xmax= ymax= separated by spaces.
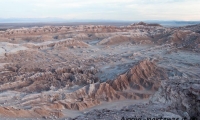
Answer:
xmin=50 ymin=59 xmax=167 ymax=110
xmin=97 ymin=35 xmax=152 ymax=45
xmin=0 ymin=59 xmax=167 ymax=118
xmin=150 ymin=79 xmax=200 ymax=119
xmin=0 ymin=67 xmax=99 ymax=92
xmin=74 ymin=79 xmax=200 ymax=120
xmin=1 ymin=22 xmax=199 ymax=52
xmin=0 ymin=106 xmax=63 ymax=119
xmin=23 ymin=39 xmax=89 ymax=50
xmin=131 ymin=22 xmax=162 ymax=27
xmin=152 ymin=30 xmax=200 ymax=51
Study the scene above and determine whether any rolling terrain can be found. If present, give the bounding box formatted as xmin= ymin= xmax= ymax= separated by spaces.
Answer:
xmin=0 ymin=22 xmax=199 ymax=120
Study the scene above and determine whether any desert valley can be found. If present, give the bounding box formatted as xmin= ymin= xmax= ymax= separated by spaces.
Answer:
xmin=0 ymin=22 xmax=199 ymax=120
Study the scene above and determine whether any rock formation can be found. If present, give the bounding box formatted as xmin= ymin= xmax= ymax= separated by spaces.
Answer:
xmin=0 ymin=22 xmax=199 ymax=119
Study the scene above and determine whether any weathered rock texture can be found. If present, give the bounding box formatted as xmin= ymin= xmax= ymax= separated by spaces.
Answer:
xmin=74 ymin=79 xmax=200 ymax=120
xmin=0 ymin=22 xmax=199 ymax=119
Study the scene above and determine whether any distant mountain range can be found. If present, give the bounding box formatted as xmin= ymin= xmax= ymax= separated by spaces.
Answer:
xmin=147 ymin=20 xmax=200 ymax=27
xmin=0 ymin=18 xmax=200 ymax=27
xmin=0 ymin=18 xmax=70 ymax=23
xmin=0 ymin=18 xmax=132 ymax=23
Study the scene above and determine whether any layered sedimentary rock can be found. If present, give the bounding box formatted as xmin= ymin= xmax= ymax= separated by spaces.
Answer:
xmin=75 ymin=79 xmax=200 ymax=120
xmin=0 ymin=66 xmax=99 ymax=92
xmin=49 ymin=59 xmax=167 ymax=110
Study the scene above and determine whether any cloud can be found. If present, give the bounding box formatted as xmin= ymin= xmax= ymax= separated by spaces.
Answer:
xmin=0 ymin=0 xmax=199 ymax=20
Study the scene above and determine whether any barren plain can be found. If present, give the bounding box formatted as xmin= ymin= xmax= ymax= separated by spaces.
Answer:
xmin=0 ymin=22 xmax=199 ymax=120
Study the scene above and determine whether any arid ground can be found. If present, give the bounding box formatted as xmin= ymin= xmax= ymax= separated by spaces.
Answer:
xmin=0 ymin=22 xmax=199 ymax=120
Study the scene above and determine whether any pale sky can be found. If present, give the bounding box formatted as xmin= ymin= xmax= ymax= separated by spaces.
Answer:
xmin=0 ymin=0 xmax=200 ymax=21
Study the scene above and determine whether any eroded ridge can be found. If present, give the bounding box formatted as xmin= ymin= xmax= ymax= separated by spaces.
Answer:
xmin=0 ymin=22 xmax=199 ymax=119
